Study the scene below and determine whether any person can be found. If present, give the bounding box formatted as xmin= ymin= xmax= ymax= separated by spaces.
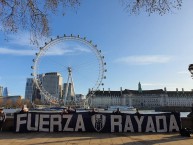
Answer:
xmin=61 ymin=108 xmax=68 ymax=114
xmin=20 ymin=105 xmax=29 ymax=113
xmin=89 ymin=108 xmax=97 ymax=115
xmin=67 ymin=106 xmax=76 ymax=114
xmin=113 ymin=108 xmax=121 ymax=114
xmin=135 ymin=108 xmax=140 ymax=115
xmin=135 ymin=108 xmax=141 ymax=118
xmin=0 ymin=108 xmax=6 ymax=131
xmin=91 ymin=108 xmax=96 ymax=112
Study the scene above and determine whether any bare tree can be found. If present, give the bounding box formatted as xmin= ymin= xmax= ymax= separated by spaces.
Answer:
xmin=0 ymin=0 xmax=80 ymax=45
xmin=24 ymin=98 xmax=32 ymax=108
xmin=121 ymin=0 xmax=182 ymax=15
xmin=15 ymin=96 xmax=23 ymax=108
xmin=0 ymin=0 xmax=183 ymax=45
xmin=5 ymin=99 xmax=12 ymax=108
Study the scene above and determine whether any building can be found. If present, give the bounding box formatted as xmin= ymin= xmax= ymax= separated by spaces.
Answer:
xmin=90 ymin=88 xmax=123 ymax=108
xmin=0 ymin=86 xmax=3 ymax=96
xmin=0 ymin=95 xmax=22 ymax=106
xmin=25 ymin=78 xmax=34 ymax=102
xmin=90 ymin=82 xmax=193 ymax=109
xmin=25 ymin=78 xmax=41 ymax=102
xmin=164 ymin=88 xmax=193 ymax=107
xmin=42 ymin=72 xmax=63 ymax=99
xmin=76 ymin=94 xmax=85 ymax=102
xmin=3 ymin=87 xmax=9 ymax=97
xmin=25 ymin=72 xmax=63 ymax=103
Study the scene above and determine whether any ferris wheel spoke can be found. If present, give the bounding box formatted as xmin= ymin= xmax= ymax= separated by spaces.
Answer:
xmin=70 ymin=56 xmax=96 ymax=67
xmin=72 ymin=61 xmax=99 ymax=73
xmin=40 ymin=56 xmax=69 ymax=70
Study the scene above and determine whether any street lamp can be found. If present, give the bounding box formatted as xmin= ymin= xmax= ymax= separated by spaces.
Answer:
xmin=188 ymin=64 xmax=193 ymax=117
xmin=188 ymin=64 xmax=193 ymax=76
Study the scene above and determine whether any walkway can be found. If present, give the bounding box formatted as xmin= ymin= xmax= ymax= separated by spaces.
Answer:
xmin=0 ymin=132 xmax=193 ymax=145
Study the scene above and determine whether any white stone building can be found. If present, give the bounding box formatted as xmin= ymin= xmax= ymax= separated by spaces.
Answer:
xmin=164 ymin=88 xmax=193 ymax=107
xmin=90 ymin=82 xmax=193 ymax=109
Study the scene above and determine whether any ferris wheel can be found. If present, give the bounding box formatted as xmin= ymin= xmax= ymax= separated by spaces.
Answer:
xmin=31 ymin=34 xmax=107 ymax=105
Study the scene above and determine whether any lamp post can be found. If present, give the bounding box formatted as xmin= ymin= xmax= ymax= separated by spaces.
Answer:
xmin=188 ymin=64 xmax=193 ymax=117
xmin=188 ymin=64 xmax=193 ymax=76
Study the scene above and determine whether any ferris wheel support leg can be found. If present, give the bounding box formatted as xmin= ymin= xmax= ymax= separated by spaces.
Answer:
xmin=64 ymin=75 xmax=70 ymax=106
xmin=70 ymin=72 xmax=76 ymax=103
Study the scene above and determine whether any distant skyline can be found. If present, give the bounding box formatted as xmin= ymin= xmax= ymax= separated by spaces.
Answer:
xmin=1 ymin=0 xmax=193 ymax=97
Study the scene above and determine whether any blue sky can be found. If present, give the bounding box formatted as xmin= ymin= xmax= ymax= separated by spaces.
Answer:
xmin=1 ymin=0 xmax=193 ymax=97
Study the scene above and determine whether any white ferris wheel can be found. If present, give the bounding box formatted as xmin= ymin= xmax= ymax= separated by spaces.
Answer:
xmin=31 ymin=34 xmax=107 ymax=105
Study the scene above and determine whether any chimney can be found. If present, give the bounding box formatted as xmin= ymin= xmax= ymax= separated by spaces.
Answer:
xmin=164 ymin=87 xmax=167 ymax=92
xmin=120 ymin=87 xmax=122 ymax=95
xmin=176 ymin=88 xmax=178 ymax=93
xmin=182 ymin=88 xmax=184 ymax=93
xmin=103 ymin=88 xmax=104 ymax=93
xmin=91 ymin=88 xmax=93 ymax=93
xmin=108 ymin=88 xmax=110 ymax=93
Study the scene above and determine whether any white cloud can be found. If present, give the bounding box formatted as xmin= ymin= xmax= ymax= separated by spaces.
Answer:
xmin=0 ymin=47 xmax=35 ymax=56
xmin=0 ymin=47 xmax=75 ymax=56
xmin=74 ymin=46 xmax=91 ymax=53
xmin=177 ymin=71 xmax=189 ymax=74
xmin=115 ymin=55 xmax=172 ymax=65
xmin=1 ymin=32 xmax=92 ymax=56
xmin=7 ymin=31 xmax=48 ymax=47
xmin=45 ymin=45 xmax=91 ymax=56
xmin=46 ymin=47 xmax=74 ymax=56
xmin=0 ymin=45 xmax=92 ymax=56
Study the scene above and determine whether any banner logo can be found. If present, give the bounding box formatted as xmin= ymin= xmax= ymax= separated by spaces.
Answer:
xmin=91 ymin=114 xmax=106 ymax=132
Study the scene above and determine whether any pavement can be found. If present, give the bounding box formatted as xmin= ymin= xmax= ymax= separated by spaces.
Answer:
xmin=0 ymin=132 xmax=193 ymax=145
